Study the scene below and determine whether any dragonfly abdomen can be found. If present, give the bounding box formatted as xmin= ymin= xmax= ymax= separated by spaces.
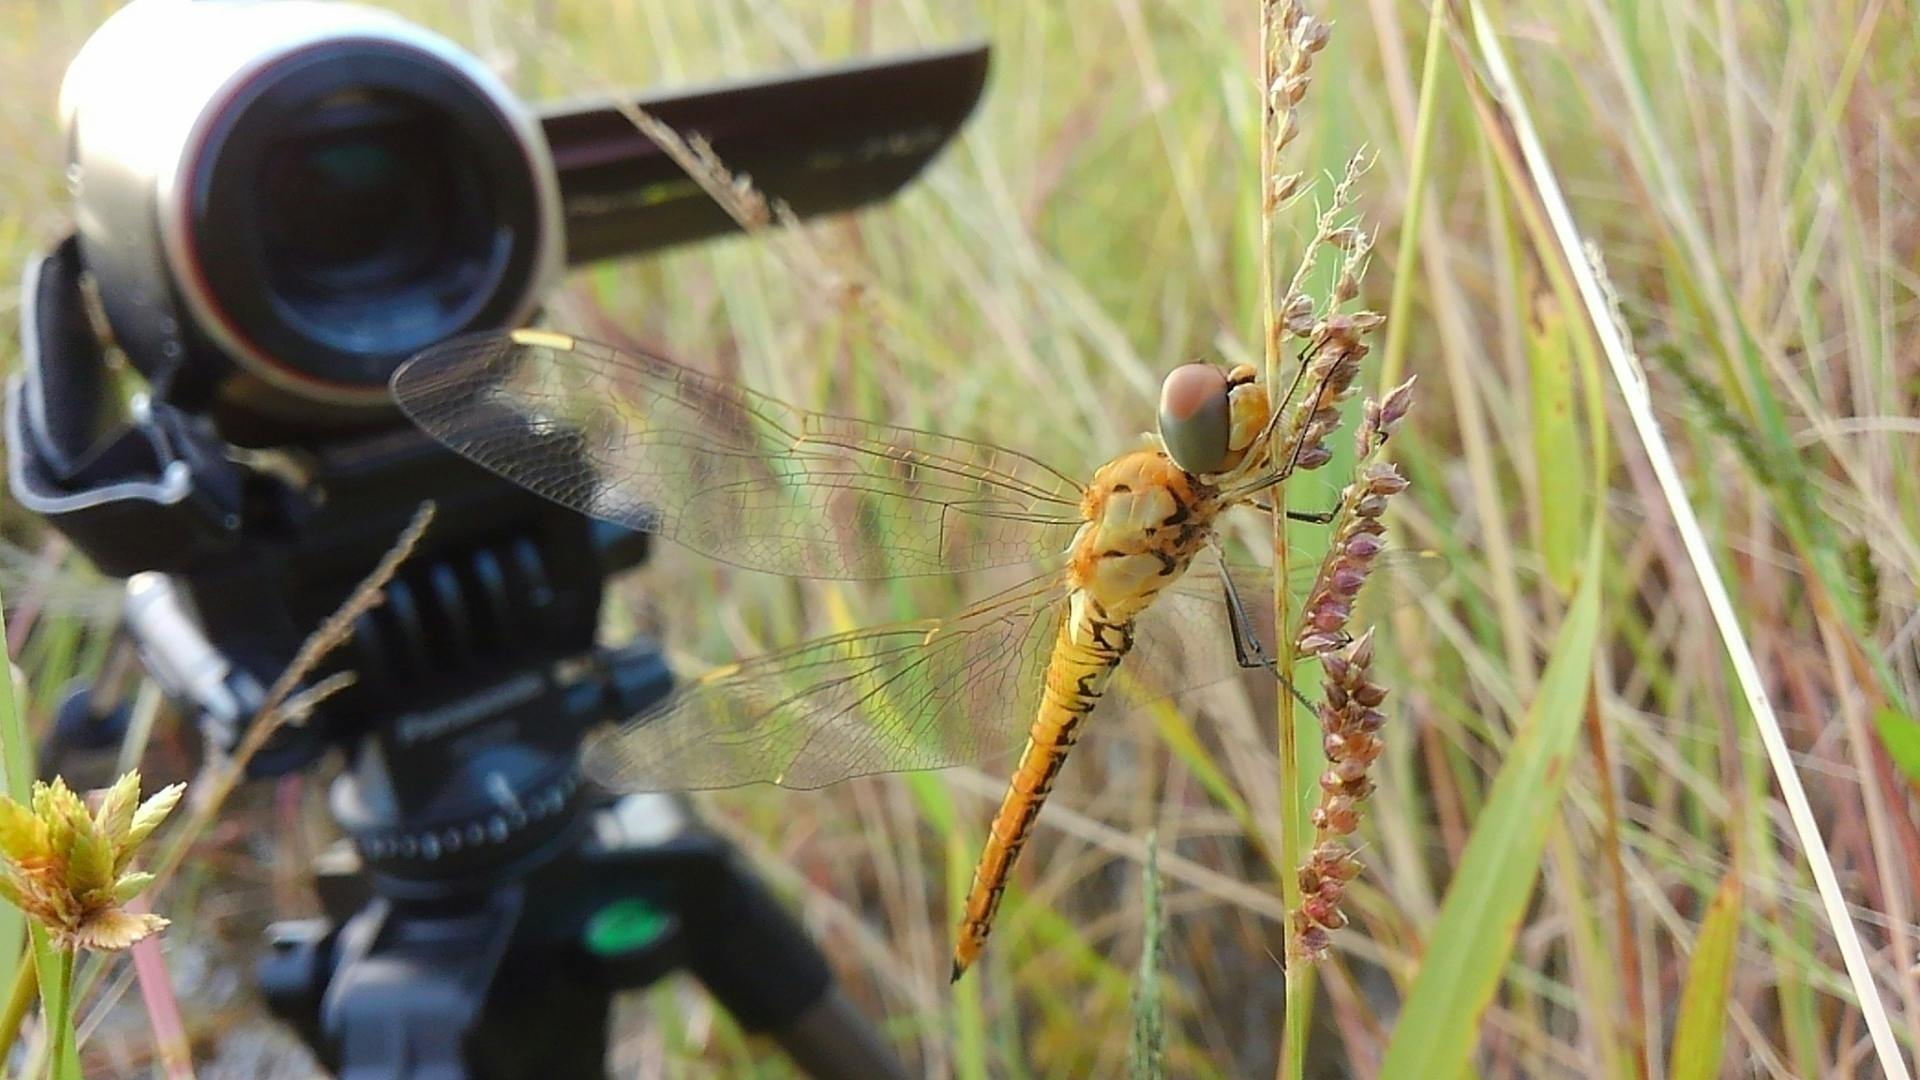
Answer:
xmin=951 ymin=605 xmax=1131 ymax=981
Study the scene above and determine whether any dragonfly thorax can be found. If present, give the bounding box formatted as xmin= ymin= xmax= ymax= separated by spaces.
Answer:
xmin=1067 ymin=448 xmax=1223 ymax=630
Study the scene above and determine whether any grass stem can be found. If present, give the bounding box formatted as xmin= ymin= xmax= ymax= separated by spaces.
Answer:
xmin=1260 ymin=4 xmax=1309 ymax=1077
xmin=1377 ymin=0 xmax=1447 ymax=392
xmin=0 ymin=954 xmax=33 ymax=1068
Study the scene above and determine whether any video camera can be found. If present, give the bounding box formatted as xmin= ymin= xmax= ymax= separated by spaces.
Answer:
xmin=5 ymin=2 xmax=986 ymax=1075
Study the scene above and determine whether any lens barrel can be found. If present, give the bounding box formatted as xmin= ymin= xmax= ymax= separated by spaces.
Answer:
xmin=61 ymin=0 xmax=562 ymax=427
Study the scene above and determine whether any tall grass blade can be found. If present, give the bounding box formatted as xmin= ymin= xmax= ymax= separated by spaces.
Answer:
xmin=1527 ymin=300 xmax=1581 ymax=594
xmin=1668 ymin=867 xmax=1742 ymax=1080
xmin=1872 ymin=708 xmax=1920 ymax=790
xmin=29 ymin=925 xmax=78 ymax=1080
xmin=0 ymin=578 xmax=70 ymax=1080
xmin=1129 ymin=830 xmax=1164 ymax=1080
xmin=1377 ymin=530 xmax=1601 ymax=1077
xmin=0 ymin=582 xmax=27 ymax=1032
xmin=1464 ymin=7 xmax=1912 ymax=1076
xmin=942 ymin=805 xmax=989 ymax=1080
xmin=1376 ymin=0 xmax=1447 ymax=392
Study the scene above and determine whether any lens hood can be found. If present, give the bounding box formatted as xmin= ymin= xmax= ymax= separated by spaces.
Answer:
xmin=62 ymin=0 xmax=563 ymax=426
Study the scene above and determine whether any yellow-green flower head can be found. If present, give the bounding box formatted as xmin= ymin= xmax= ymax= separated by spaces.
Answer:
xmin=0 ymin=772 xmax=182 ymax=951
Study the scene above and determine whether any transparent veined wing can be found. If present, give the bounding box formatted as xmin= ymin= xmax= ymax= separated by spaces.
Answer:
xmin=582 ymin=573 xmax=1069 ymax=790
xmin=393 ymin=330 xmax=1087 ymax=580
xmin=578 ymin=550 xmax=1447 ymax=792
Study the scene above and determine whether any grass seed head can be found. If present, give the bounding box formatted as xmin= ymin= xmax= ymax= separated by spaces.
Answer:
xmin=0 ymin=772 xmax=182 ymax=952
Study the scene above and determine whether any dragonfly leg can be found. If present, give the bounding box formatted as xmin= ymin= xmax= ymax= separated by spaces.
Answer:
xmin=1210 ymin=543 xmax=1316 ymax=710
xmin=1245 ymin=494 xmax=1339 ymax=525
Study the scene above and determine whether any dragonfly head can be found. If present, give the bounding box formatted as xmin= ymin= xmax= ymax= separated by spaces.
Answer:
xmin=1158 ymin=363 xmax=1270 ymax=477
xmin=1158 ymin=363 xmax=1229 ymax=474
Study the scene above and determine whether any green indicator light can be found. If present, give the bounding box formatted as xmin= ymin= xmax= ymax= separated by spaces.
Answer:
xmin=584 ymin=899 xmax=670 ymax=956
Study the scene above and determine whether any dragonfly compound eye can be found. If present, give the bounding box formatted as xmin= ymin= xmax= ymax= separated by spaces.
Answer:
xmin=1157 ymin=363 xmax=1231 ymax=475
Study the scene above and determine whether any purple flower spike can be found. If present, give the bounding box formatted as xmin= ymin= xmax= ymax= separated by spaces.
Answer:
xmin=1345 ymin=533 xmax=1383 ymax=560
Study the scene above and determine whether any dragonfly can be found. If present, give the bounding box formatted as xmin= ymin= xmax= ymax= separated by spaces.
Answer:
xmin=394 ymin=327 xmax=1423 ymax=981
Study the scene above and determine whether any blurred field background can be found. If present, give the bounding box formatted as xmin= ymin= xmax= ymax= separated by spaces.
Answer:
xmin=3 ymin=0 xmax=1919 ymax=1077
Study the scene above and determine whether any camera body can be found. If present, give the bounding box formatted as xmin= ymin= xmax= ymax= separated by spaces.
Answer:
xmin=50 ymin=13 xmax=592 ymax=874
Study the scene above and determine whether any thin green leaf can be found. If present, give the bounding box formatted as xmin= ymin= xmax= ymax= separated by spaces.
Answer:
xmin=1871 ymin=708 xmax=1920 ymax=789
xmin=1377 ymin=531 xmax=1603 ymax=1077
xmin=1130 ymin=831 xmax=1165 ymax=1080
xmin=940 ymin=789 xmax=988 ymax=1080
xmin=1668 ymin=868 xmax=1743 ymax=1080
xmin=0 ymin=584 xmax=27 ymax=1012
xmin=29 ymin=925 xmax=78 ymax=1080
xmin=1141 ymin=693 xmax=1250 ymax=826
xmin=1528 ymin=297 xmax=1582 ymax=593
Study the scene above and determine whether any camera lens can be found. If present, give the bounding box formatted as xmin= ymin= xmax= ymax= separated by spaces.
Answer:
xmin=178 ymin=39 xmax=556 ymax=409
xmin=262 ymin=96 xmax=451 ymax=292
xmin=255 ymin=90 xmax=502 ymax=356
xmin=61 ymin=1 xmax=562 ymax=425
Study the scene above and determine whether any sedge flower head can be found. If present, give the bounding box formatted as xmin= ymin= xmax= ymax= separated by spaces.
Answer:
xmin=0 ymin=772 xmax=183 ymax=951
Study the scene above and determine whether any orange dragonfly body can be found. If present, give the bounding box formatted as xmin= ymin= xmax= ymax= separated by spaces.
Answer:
xmin=395 ymin=327 xmax=1393 ymax=980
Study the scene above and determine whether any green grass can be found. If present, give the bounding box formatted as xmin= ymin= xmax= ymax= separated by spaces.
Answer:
xmin=3 ymin=0 xmax=1919 ymax=1076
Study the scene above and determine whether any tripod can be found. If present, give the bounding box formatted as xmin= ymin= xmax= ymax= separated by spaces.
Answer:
xmin=131 ymin=501 xmax=915 ymax=1079
xmin=12 ymin=235 xmax=913 ymax=1076
xmin=87 ymin=500 xmax=915 ymax=1080
xmin=259 ymin=787 xmax=907 ymax=1080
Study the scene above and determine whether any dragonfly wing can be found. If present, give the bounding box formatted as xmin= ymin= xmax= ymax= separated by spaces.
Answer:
xmin=582 ymin=574 xmax=1067 ymax=791
xmin=393 ymin=331 xmax=1086 ymax=579
xmin=578 ymin=544 xmax=1442 ymax=792
xmin=1105 ymin=568 xmax=1268 ymax=714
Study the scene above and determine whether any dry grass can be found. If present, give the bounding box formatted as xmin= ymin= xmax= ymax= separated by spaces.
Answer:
xmin=3 ymin=1 xmax=1919 ymax=1077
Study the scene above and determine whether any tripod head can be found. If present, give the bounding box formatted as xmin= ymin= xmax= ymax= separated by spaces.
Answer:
xmin=9 ymin=4 xmax=985 ymax=1074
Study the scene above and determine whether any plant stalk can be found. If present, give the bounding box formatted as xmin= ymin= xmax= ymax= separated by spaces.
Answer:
xmin=52 ymin=950 xmax=74 ymax=1080
xmin=0 ymin=953 xmax=36 ymax=1067
xmin=1260 ymin=4 xmax=1309 ymax=1079
xmin=1377 ymin=0 xmax=1448 ymax=392
xmin=29 ymin=930 xmax=76 ymax=1080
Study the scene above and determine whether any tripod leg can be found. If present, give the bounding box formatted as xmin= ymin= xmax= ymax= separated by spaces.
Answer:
xmin=322 ymin=895 xmax=521 ymax=1080
xmin=771 ymin=988 xmax=913 ymax=1080
xmin=683 ymin=853 xmax=911 ymax=1080
xmin=574 ymin=794 xmax=914 ymax=1080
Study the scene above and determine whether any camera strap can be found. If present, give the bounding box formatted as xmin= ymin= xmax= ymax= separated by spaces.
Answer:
xmin=6 ymin=235 xmax=244 ymax=576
